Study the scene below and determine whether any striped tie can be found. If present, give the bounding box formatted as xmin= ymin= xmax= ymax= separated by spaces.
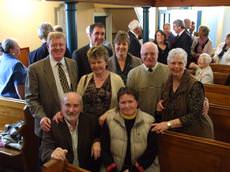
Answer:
xmin=57 ymin=63 xmax=69 ymax=93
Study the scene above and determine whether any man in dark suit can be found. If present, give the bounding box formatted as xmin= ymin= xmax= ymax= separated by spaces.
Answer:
xmin=172 ymin=19 xmax=193 ymax=66
xmin=25 ymin=32 xmax=78 ymax=137
xmin=29 ymin=22 xmax=71 ymax=64
xmin=40 ymin=92 xmax=101 ymax=171
xmin=128 ymin=19 xmax=142 ymax=58
xmin=72 ymin=23 xmax=113 ymax=80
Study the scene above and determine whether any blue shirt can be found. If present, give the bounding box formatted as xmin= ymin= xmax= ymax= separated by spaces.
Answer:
xmin=0 ymin=53 xmax=27 ymax=98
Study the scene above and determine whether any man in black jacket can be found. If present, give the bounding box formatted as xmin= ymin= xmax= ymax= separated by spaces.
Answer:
xmin=40 ymin=92 xmax=101 ymax=171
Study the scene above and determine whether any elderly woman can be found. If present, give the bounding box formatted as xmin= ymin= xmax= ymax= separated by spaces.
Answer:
xmin=77 ymin=46 xmax=124 ymax=120
xmin=191 ymin=25 xmax=213 ymax=63
xmin=108 ymin=31 xmax=142 ymax=84
xmin=0 ymin=39 xmax=27 ymax=99
xmin=152 ymin=48 xmax=214 ymax=138
xmin=154 ymin=30 xmax=170 ymax=64
xmin=101 ymin=87 xmax=157 ymax=172
xmin=189 ymin=53 xmax=213 ymax=84
xmin=213 ymin=33 xmax=230 ymax=64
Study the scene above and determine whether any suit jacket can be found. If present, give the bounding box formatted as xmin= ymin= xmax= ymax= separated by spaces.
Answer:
xmin=25 ymin=56 xmax=78 ymax=136
xmin=172 ymin=30 xmax=192 ymax=65
xmin=29 ymin=43 xmax=71 ymax=64
xmin=40 ymin=113 xmax=100 ymax=171
xmin=72 ymin=44 xmax=113 ymax=80
xmin=128 ymin=31 xmax=141 ymax=58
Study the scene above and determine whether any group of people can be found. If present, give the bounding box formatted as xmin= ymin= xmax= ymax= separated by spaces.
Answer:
xmin=0 ymin=19 xmax=222 ymax=172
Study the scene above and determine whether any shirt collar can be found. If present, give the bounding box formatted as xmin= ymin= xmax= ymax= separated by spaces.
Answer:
xmin=50 ymin=55 xmax=65 ymax=68
xmin=64 ymin=118 xmax=78 ymax=132
xmin=143 ymin=62 xmax=158 ymax=72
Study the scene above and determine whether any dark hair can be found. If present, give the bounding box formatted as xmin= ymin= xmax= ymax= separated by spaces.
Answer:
xmin=154 ymin=30 xmax=167 ymax=44
xmin=117 ymin=87 xmax=139 ymax=103
xmin=173 ymin=19 xmax=185 ymax=29
xmin=89 ymin=23 xmax=105 ymax=35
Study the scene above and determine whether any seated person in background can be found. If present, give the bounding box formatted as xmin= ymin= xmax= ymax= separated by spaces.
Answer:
xmin=54 ymin=25 xmax=64 ymax=32
xmin=213 ymin=33 xmax=230 ymax=65
xmin=29 ymin=22 xmax=71 ymax=64
xmin=108 ymin=30 xmax=142 ymax=84
xmin=191 ymin=25 xmax=213 ymax=63
xmin=101 ymin=87 xmax=158 ymax=172
xmin=77 ymin=46 xmax=124 ymax=121
xmin=40 ymin=92 xmax=101 ymax=172
xmin=0 ymin=38 xmax=27 ymax=99
xmin=154 ymin=30 xmax=170 ymax=64
xmin=152 ymin=48 xmax=214 ymax=139
xmin=189 ymin=53 xmax=213 ymax=84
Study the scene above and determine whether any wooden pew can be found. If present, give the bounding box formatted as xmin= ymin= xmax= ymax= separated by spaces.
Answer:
xmin=210 ymin=64 xmax=230 ymax=73
xmin=0 ymin=97 xmax=39 ymax=172
xmin=158 ymin=131 xmax=230 ymax=172
xmin=209 ymin=104 xmax=230 ymax=142
xmin=18 ymin=47 xmax=29 ymax=67
xmin=204 ymin=84 xmax=230 ymax=106
xmin=42 ymin=159 xmax=90 ymax=172
xmin=213 ymin=71 xmax=229 ymax=85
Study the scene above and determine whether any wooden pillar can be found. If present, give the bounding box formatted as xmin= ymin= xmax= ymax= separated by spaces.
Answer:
xmin=65 ymin=1 xmax=78 ymax=54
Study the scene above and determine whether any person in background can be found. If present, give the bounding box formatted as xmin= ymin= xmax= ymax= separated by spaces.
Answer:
xmin=29 ymin=22 xmax=71 ymax=64
xmin=163 ymin=23 xmax=175 ymax=47
xmin=108 ymin=31 xmax=142 ymax=84
xmin=54 ymin=25 xmax=64 ymax=32
xmin=213 ymin=33 xmax=230 ymax=65
xmin=184 ymin=18 xmax=191 ymax=35
xmin=189 ymin=53 xmax=213 ymax=84
xmin=172 ymin=19 xmax=193 ymax=66
xmin=152 ymin=48 xmax=214 ymax=139
xmin=191 ymin=25 xmax=213 ymax=63
xmin=40 ymin=92 xmax=101 ymax=172
xmin=0 ymin=38 xmax=27 ymax=99
xmin=128 ymin=19 xmax=142 ymax=58
xmin=77 ymin=46 xmax=124 ymax=121
xmin=101 ymin=87 xmax=158 ymax=172
xmin=25 ymin=32 xmax=78 ymax=137
xmin=190 ymin=21 xmax=196 ymax=36
xmin=154 ymin=30 xmax=170 ymax=64
xmin=72 ymin=23 xmax=113 ymax=80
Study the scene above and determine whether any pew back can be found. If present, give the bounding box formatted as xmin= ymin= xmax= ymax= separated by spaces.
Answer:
xmin=204 ymin=84 xmax=230 ymax=106
xmin=213 ymin=72 xmax=229 ymax=85
xmin=209 ymin=104 xmax=230 ymax=142
xmin=0 ymin=97 xmax=25 ymax=131
xmin=158 ymin=131 xmax=230 ymax=172
xmin=18 ymin=47 xmax=29 ymax=67
xmin=210 ymin=64 xmax=230 ymax=73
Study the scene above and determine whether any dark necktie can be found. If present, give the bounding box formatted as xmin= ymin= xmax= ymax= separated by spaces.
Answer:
xmin=148 ymin=68 xmax=153 ymax=72
xmin=57 ymin=63 xmax=69 ymax=93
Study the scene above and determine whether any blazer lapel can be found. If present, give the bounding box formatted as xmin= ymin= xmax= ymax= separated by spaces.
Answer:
xmin=65 ymin=58 xmax=76 ymax=91
xmin=43 ymin=57 xmax=60 ymax=104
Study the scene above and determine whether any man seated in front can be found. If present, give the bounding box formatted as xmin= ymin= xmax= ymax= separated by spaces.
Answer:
xmin=40 ymin=92 xmax=101 ymax=171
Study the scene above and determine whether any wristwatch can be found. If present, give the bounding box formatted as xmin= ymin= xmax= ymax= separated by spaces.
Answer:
xmin=167 ymin=121 xmax=172 ymax=129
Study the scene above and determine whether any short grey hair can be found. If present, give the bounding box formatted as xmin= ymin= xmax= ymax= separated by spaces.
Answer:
xmin=1 ymin=38 xmax=18 ymax=53
xmin=38 ymin=22 xmax=54 ymax=40
xmin=167 ymin=48 xmax=187 ymax=66
xmin=173 ymin=19 xmax=185 ymax=29
xmin=199 ymin=53 xmax=212 ymax=64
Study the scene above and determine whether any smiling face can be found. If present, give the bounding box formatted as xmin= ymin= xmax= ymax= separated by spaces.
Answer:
xmin=89 ymin=57 xmax=107 ymax=75
xmin=168 ymin=55 xmax=185 ymax=79
xmin=141 ymin=42 xmax=158 ymax=68
xmin=119 ymin=93 xmax=138 ymax=116
xmin=115 ymin=41 xmax=129 ymax=58
xmin=156 ymin=31 xmax=166 ymax=44
xmin=48 ymin=37 xmax=66 ymax=61
xmin=90 ymin=26 xmax=105 ymax=46
xmin=62 ymin=93 xmax=82 ymax=125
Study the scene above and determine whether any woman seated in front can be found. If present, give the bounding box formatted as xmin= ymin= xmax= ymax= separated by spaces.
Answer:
xmin=152 ymin=48 xmax=214 ymax=139
xmin=0 ymin=38 xmax=27 ymax=99
xmin=101 ymin=87 xmax=158 ymax=172
xmin=189 ymin=53 xmax=213 ymax=84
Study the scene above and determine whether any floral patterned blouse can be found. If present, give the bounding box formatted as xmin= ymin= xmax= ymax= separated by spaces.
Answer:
xmin=82 ymin=75 xmax=112 ymax=119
